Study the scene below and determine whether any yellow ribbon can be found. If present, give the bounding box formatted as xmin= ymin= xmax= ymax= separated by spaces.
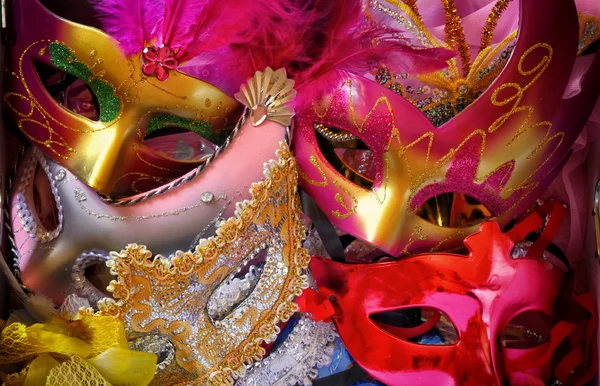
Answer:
xmin=0 ymin=313 xmax=156 ymax=386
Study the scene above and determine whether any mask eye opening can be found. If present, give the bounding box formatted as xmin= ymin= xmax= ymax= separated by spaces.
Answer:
xmin=502 ymin=310 xmax=554 ymax=349
xmin=33 ymin=61 xmax=101 ymax=121
xmin=31 ymin=160 xmax=59 ymax=232
xmin=370 ymin=307 xmax=459 ymax=345
xmin=313 ymin=122 xmax=375 ymax=189
xmin=140 ymin=112 xmax=228 ymax=162
xmin=206 ymin=248 xmax=266 ymax=322
xmin=416 ymin=192 xmax=492 ymax=228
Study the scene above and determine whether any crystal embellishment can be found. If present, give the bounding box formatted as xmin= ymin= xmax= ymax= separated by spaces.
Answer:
xmin=201 ymin=191 xmax=214 ymax=203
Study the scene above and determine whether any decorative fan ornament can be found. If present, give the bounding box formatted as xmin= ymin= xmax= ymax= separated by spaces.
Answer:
xmin=235 ymin=67 xmax=297 ymax=127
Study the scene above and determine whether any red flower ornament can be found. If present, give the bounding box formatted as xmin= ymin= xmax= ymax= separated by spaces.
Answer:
xmin=141 ymin=44 xmax=178 ymax=81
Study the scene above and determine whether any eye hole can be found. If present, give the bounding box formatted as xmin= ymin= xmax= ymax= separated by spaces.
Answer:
xmin=142 ymin=113 xmax=230 ymax=162
xmin=502 ymin=311 xmax=553 ymax=349
xmin=32 ymin=160 xmax=59 ymax=231
xmin=71 ymin=252 xmax=113 ymax=306
xmin=416 ymin=192 xmax=492 ymax=228
xmin=370 ymin=307 xmax=458 ymax=345
xmin=34 ymin=61 xmax=100 ymax=121
xmin=314 ymin=123 xmax=375 ymax=189
xmin=207 ymin=249 xmax=266 ymax=322
xmin=83 ymin=262 xmax=113 ymax=297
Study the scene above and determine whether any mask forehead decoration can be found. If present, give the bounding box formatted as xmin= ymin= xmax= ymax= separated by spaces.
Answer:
xmin=295 ymin=0 xmax=600 ymax=256
xmin=309 ymin=207 xmax=586 ymax=385
xmin=4 ymin=0 xmax=242 ymax=196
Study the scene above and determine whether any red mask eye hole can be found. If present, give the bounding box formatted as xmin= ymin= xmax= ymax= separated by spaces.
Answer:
xmin=34 ymin=61 xmax=101 ymax=121
xmin=416 ymin=192 xmax=492 ymax=228
xmin=370 ymin=307 xmax=458 ymax=345
xmin=314 ymin=123 xmax=375 ymax=189
xmin=502 ymin=311 xmax=553 ymax=349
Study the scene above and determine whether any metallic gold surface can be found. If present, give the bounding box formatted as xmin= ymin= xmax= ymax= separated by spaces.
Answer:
xmin=234 ymin=67 xmax=296 ymax=127
xmin=6 ymin=5 xmax=241 ymax=195
xmin=297 ymin=40 xmax=561 ymax=256
xmin=416 ymin=192 xmax=492 ymax=228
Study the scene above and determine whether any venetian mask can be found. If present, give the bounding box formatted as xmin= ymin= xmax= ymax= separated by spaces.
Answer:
xmin=4 ymin=0 xmax=242 ymax=196
xmin=7 ymin=66 xmax=294 ymax=306
xmin=310 ymin=212 xmax=582 ymax=385
xmin=294 ymin=0 xmax=600 ymax=256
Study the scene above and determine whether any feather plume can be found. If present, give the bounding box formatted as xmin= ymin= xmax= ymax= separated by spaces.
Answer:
xmin=195 ymin=0 xmax=455 ymax=92
xmin=93 ymin=0 xmax=165 ymax=56
xmin=295 ymin=0 xmax=456 ymax=85
xmin=0 ymin=251 xmax=57 ymax=324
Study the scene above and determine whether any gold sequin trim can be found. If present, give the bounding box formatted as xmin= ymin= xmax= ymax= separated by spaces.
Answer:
xmin=98 ymin=143 xmax=309 ymax=385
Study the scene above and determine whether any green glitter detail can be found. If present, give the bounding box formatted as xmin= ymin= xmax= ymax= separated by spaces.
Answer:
xmin=146 ymin=114 xmax=228 ymax=145
xmin=49 ymin=42 xmax=120 ymax=122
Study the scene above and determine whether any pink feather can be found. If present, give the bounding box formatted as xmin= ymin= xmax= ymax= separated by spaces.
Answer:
xmin=294 ymin=1 xmax=456 ymax=85
xmin=94 ymin=0 xmax=165 ymax=56
xmin=198 ymin=0 xmax=455 ymax=88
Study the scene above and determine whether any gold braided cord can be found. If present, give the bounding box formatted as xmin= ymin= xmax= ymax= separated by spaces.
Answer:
xmin=441 ymin=0 xmax=472 ymax=75
xmin=480 ymin=0 xmax=512 ymax=52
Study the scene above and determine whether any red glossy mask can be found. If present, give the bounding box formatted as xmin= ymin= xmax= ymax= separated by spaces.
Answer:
xmin=309 ymin=204 xmax=585 ymax=385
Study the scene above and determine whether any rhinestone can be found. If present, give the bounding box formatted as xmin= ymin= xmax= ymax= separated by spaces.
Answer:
xmin=54 ymin=169 xmax=66 ymax=181
xmin=457 ymin=84 xmax=469 ymax=95
xmin=201 ymin=192 xmax=214 ymax=203
xmin=584 ymin=21 xmax=598 ymax=38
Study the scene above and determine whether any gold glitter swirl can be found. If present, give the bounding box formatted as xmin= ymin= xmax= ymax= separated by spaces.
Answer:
xmin=332 ymin=180 xmax=358 ymax=219
xmin=480 ymin=0 xmax=512 ymax=52
xmin=300 ymin=156 xmax=329 ymax=187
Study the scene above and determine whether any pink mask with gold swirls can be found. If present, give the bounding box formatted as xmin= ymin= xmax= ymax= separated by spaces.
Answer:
xmin=294 ymin=0 xmax=600 ymax=256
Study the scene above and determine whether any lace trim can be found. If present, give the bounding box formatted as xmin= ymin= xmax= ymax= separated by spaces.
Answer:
xmin=236 ymin=317 xmax=337 ymax=386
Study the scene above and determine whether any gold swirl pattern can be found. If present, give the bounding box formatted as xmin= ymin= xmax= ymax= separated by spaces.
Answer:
xmin=307 ymin=42 xmax=558 ymax=220
xmin=98 ymin=143 xmax=309 ymax=385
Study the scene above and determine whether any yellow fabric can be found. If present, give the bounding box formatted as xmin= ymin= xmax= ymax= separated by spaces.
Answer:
xmin=86 ymin=347 xmax=156 ymax=386
xmin=23 ymin=354 xmax=59 ymax=386
xmin=26 ymin=324 xmax=91 ymax=358
xmin=47 ymin=356 xmax=112 ymax=386
xmin=2 ymin=367 xmax=27 ymax=386
xmin=0 ymin=323 xmax=47 ymax=363
xmin=0 ymin=313 xmax=156 ymax=386
xmin=78 ymin=316 xmax=128 ymax=357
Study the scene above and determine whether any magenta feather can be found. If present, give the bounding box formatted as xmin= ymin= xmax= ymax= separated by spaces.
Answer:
xmin=94 ymin=0 xmax=165 ymax=56
xmin=295 ymin=1 xmax=456 ymax=85
xmin=198 ymin=0 xmax=455 ymax=88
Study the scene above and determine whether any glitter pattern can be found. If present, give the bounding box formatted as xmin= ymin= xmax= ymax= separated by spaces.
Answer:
xmin=410 ymin=136 xmax=523 ymax=216
xmin=207 ymin=265 xmax=262 ymax=321
xmin=98 ymin=143 xmax=310 ymax=385
xmin=145 ymin=113 xmax=225 ymax=145
xmin=236 ymin=317 xmax=338 ymax=386
xmin=49 ymin=42 xmax=120 ymax=122
xmin=367 ymin=1 xmax=518 ymax=127
xmin=578 ymin=14 xmax=600 ymax=54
